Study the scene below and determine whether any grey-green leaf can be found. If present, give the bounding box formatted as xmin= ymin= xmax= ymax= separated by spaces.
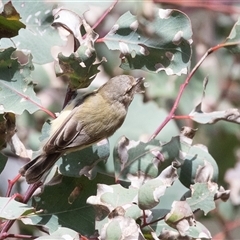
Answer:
xmin=225 ymin=17 xmax=240 ymax=54
xmin=0 ymin=48 xmax=42 ymax=114
xmin=103 ymin=9 xmax=192 ymax=75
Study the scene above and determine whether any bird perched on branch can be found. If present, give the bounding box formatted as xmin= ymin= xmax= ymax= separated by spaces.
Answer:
xmin=19 ymin=75 xmax=143 ymax=184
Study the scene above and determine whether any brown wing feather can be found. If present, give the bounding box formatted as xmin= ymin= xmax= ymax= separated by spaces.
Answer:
xmin=43 ymin=106 xmax=85 ymax=153
xmin=43 ymin=92 xmax=126 ymax=154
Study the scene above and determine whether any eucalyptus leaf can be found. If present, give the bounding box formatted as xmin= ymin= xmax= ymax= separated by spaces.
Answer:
xmin=58 ymin=139 xmax=110 ymax=179
xmin=0 ymin=1 xmax=25 ymax=39
xmin=36 ymin=227 xmax=79 ymax=239
xmin=0 ymin=1 xmax=63 ymax=64
xmin=225 ymin=17 xmax=240 ymax=53
xmin=0 ymin=197 xmax=34 ymax=219
xmin=103 ymin=9 xmax=192 ymax=75
xmin=0 ymin=48 xmax=41 ymax=114
xmin=23 ymin=174 xmax=115 ymax=235
xmin=186 ymin=182 xmax=217 ymax=215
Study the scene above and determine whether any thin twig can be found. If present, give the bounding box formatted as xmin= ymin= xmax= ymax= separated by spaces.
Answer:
xmin=6 ymin=174 xmax=21 ymax=197
xmin=91 ymin=0 xmax=119 ymax=30
xmin=0 ymin=233 xmax=38 ymax=239
xmin=212 ymin=219 xmax=240 ymax=240
xmin=149 ymin=41 xmax=240 ymax=140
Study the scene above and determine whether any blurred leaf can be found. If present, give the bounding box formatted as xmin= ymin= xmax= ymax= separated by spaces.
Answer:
xmin=103 ymin=9 xmax=192 ymax=75
xmin=0 ymin=112 xmax=15 ymax=150
xmin=0 ymin=1 xmax=63 ymax=64
xmin=157 ymin=220 xmax=211 ymax=240
xmin=165 ymin=200 xmax=194 ymax=235
xmin=225 ymin=162 xmax=240 ymax=205
xmin=52 ymin=9 xmax=98 ymax=50
xmin=0 ymin=48 xmax=41 ymax=114
xmin=100 ymin=215 xmax=142 ymax=240
xmin=52 ymin=8 xmax=84 ymax=44
xmin=225 ymin=17 xmax=240 ymax=53
xmin=0 ymin=197 xmax=34 ymax=219
xmin=0 ymin=1 xmax=25 ymax=39
xmin=190 ymin=104 xmax=240 ymax=124
xmin=189 ymin=77 xmax=240 ymax=124
xmin=36 ymin=227 xmax=79 ymax=239
xmin=186 ymin=221 xmax=212 ymax=239
xmin=186 ymin=182 xmax=217 ymax=215
xmin=22 ymin=174 xmax=115 ymax=235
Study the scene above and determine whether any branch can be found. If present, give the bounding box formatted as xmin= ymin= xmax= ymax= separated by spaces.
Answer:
xmin=149 ymin=42 xmax=239 ymax=140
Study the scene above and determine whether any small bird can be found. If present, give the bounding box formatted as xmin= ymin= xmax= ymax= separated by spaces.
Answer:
xmin=19 ymin=75 xmax=143 ymax=184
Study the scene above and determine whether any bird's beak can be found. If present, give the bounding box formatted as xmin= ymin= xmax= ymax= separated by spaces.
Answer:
xmin=136 ymin=77 xmax=145 ymax=83
xmin=135 ymin=77 xmax=145 ymax=93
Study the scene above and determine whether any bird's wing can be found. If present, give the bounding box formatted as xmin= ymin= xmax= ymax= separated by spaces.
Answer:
xmin=43 ymin=106 xmax=92 ymax=153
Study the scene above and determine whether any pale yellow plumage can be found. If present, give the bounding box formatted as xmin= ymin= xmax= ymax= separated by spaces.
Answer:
xmin=19 ymin=75 xmax=143 ymax=184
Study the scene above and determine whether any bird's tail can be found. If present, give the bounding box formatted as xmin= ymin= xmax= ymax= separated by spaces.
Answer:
xmin=19 ymin=152 xmax=62 ymax=184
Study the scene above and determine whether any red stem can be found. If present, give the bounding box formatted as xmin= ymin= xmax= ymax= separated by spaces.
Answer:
xmin=212 ymin=219 xmax=240 ymax=240
xmin=6 ymin=174 xmax=21 ymax=197
xmin=92 ymin=0 xmax=119 ymax=30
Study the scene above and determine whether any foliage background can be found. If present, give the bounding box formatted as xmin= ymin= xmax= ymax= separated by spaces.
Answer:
xmin=0 ymin=0 xmax=240 ymax=239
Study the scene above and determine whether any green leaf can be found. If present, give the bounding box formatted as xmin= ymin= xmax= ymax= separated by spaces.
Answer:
xmin=186 ymin=182 xmax=217 ymax=215
xmin=0 ymin=2 xmax=25 ymax=39
xmin=0 ymin=112 xmax=15 ymax=150
xmin=138 ymin=164 xmax=178 ymax=210
xmin=189 ymin=77 xmax=240 ymax=124
xmin=165 ymin=200 xmax=194 ymax=235
xmin=103 ymin=94 xmax=179 ymax=175
xmin=186 ymin=222 xmax=212 ymax=239
xmin=0 ymin=1 xmax=63 ymax=64
xmin=101 ymin=216 xmax=142 ymax=240
xmin=103 ymin=9 xmax=192 ymax=75
xmin=113 ymin=135 xmax=189 ymax=183
xmin=0 ymin=152 xmax=7 ymax=173
xmin=36 ymin=227 xmax=79 ymax=239
xmin=0 ymin=48 xmax=41 ymax=114
xmin=88 ymin=184 xmax=140 ymax=220
xmin=87 ymin=184 xmax=139 ymax=216
xmin=22 ymin=174 xmax=115 ymax=235
xmin=58 ymin=139 xmax=110 ymax=179
xmin=190 ymin=106 xmax=240 ymax=125
xmin=178 ymin=145 xmax=219 ymax=188
xmin=225 ymin=17 xmax=240 ymax=53
xmin=0 ymin=197 xmax=34 ymax=219
xmin=56 ymin=45 xmax=104 ymax=90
